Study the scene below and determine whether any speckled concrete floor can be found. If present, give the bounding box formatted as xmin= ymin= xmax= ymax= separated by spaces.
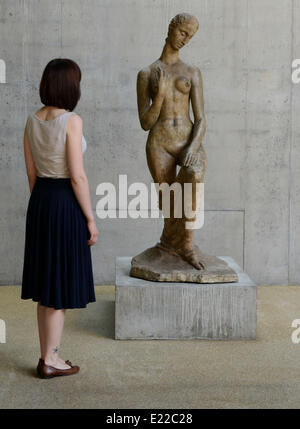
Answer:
xmin=0 ymin=285 xmax=299 ymax=409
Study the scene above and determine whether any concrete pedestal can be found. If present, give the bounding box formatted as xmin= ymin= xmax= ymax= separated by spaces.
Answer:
xmin=115 ymin=257 xmax=257 ymax=340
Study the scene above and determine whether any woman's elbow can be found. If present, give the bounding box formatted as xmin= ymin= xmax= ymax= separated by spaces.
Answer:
xmin=27 ymin=171 xmax=37 ymax=181
xmin=70 ymin=173 xmax=87 ymax=186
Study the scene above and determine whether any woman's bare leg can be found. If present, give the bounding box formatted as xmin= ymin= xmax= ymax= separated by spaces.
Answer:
xmin=37 ymin=302 xmax=46 ymax=358
xmin=37 ymin=303 xmax=71 ymax=369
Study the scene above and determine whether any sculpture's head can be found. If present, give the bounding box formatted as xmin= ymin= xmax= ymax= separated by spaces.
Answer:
xmin=166 ymin=13 xmax=199 ymax=50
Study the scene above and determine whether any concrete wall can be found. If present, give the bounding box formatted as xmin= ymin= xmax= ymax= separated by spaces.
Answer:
xmin=0 ymin=0 xmax=299 ymax=285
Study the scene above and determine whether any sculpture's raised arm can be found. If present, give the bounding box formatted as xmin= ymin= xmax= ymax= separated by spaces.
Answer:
xmin=137 ymin=66 xmax=168 ymax=131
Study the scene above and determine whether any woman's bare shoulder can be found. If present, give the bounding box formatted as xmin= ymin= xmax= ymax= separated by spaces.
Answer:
xmin=67 ymin=112 xmax=82 ymax=129
xmin=66 ymin=113 xmax=83 ymax=140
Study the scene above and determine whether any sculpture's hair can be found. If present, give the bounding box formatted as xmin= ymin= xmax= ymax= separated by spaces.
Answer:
xmin=168 ymin=13 xmax=199 ymax=37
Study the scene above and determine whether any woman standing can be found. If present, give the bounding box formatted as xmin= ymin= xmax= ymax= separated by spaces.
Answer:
xmin=21 ymin=58 xmax=98 ymax=379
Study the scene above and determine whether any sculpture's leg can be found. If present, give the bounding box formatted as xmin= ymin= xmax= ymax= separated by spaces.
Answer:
xmin=158 ymin=159 xmax=206 ymax=270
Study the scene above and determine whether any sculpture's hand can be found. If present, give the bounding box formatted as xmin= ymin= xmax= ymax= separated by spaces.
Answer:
xmin=179 ymin=147 xmax=204 ymax=167
xmin=155 ymin=66 xmax=169 ymax=97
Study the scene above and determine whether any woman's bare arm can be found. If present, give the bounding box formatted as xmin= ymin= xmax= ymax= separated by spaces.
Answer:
xmin=66 ymin=114 xmax=94 ymax=221
xmin=66 ymin=114 xmax=98 ymax=245
xmin=24 ymin=129 xmax=37 ymax=193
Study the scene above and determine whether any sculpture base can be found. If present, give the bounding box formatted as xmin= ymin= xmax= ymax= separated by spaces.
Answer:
xmin=115 ymin=257 xmax=257 ymax=340
xmin=130 ymin=245 xmax=238 ymax=283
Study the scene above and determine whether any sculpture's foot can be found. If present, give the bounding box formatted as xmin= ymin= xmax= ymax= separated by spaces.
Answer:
xmin=130 ymin=245 xmax=239 ymax=283
xmin=176 ymin=248 xmax=205 ymax=271
xmin=156 ymin=243 xmax=205 ymax=270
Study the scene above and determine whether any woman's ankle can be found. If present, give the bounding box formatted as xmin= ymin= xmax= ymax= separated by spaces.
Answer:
xmin=43 ymin=345 xmax=60 ymax=366
xmin=43 ymin=356 xmax=59 ymax=366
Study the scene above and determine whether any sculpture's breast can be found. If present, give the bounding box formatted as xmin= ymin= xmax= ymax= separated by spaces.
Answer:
xmin=175 ymin=76 xmax=191 ymax=94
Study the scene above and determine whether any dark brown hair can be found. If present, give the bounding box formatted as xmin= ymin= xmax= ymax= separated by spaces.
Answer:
xmin=39 ymin=58 xmax=81 ymax=111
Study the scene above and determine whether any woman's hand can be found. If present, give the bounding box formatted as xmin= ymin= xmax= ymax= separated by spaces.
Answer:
xmin=87 ymin=219 xmax=99 ymax=246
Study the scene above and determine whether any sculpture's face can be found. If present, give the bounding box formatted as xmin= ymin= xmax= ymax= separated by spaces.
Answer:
xmin=168 ymin=21 xmax=198 ymax=50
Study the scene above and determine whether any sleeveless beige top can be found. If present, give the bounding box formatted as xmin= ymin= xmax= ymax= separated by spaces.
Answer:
xmin=25 ymin=111 xmax=87 ymax=178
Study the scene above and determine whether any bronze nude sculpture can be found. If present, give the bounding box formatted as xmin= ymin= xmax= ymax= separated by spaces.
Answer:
xmin=130 ymin=13 xmax=238 ymax=283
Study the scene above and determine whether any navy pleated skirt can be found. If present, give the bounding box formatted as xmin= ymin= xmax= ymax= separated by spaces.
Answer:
xmin=21 ymin=176 xmax=96 ymax=309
